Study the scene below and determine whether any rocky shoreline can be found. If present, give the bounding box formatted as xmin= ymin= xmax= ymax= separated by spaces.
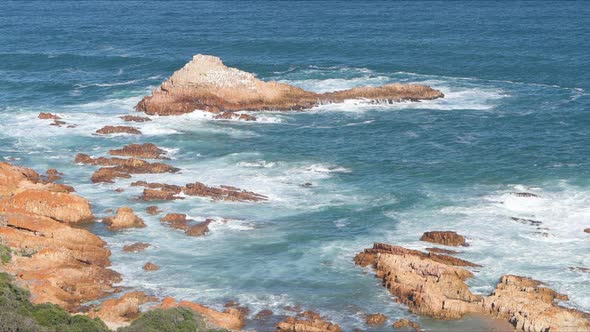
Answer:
xmin=1 ymin=55 xmax=589 ymax=331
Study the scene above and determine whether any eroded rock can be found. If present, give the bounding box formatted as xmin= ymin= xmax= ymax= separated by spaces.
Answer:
xmin=146 ymin=206 xmax=161 ymax=215
xmin=120 ymin=115 xmax=151 ymax=122
xmin=96 ymin=125 xmax=141 ymax=135
xmin=183 ymin=182 xmax=267 ymax=202
xmin=420 ymin=231 xmax=467 ymax=247
xmin=75 ymin=154 xmax=179 ymax=183
xmin=38 ymin=112 xmax=61 ymax=120
xmin=143 ymin=262 xmax=159 ymax=271
xmin=103 ymin=207 xmax=145 ymax=230
xmin=122 ymin=242 xmax=151 ymax=253
xmin=365 ymin=313 xmax=387 ymax=327
xmin=135 ymin=54 xmax=443 ymax=116
xmin=160 ymin=213 xmax=211 ymax=237
xmin=277 ymin=315 xmax=342 ymax=332
xmin=109 ymin=143 xmax=168 ymax=159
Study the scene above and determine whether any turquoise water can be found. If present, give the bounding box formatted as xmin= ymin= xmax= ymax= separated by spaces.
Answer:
xmin=1 ymin=1 xmax=589 ymax=330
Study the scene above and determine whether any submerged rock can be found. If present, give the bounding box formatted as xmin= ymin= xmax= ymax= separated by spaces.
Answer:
xmin=135 ymin=54 xmax=443 ymax=116
xmin=120 ymin=115 xmax=151 ymax=122
xmin=143 ymin=262 xmax=160 ymax=271
xmin=122 ymin=242 xmax=151 ymax=253
xmin=109 ymin=143 xmax=168 ymax=159
xmin=420 ymin=231 xmax=467 ymax=246
xmin=103 ymin=207 xmax=146 ymax=230
xmin=95 ymin=125 xmax=141 ymax=135
xmin=584 ymin=228 xmax=589 ymax=234
xmin=365 ymin=313 xmax=387 ymax=327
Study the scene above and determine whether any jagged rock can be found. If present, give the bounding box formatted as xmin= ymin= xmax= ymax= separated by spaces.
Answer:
xmin=354 ymin=243 xmax=482 ymax=319
xmin=135 ymin=54 xmax=443 ymax=116
xmin=119 ymin=115 xmax=151 ymax=122
xmin=143 ymin=262 xmax=159 ymax=271
xmin=103 ymin=207 xmax=145 ymax=230
xmin=276 ymin=316 xmax=342 ymax=332
xmin=213 ymin=111 xmax=257 ymax=121
xmin=183 ymin=182 xmax=267 ymax=202
xmin=255 ymin=309 xmax=273 ymax=319
xmin=146 ymin=206 xmax=160 ymax=215
xmin=365 ymin=313 xmax=387 ymax=326
xmin=392 ymin=319 xmax=421 ymax=331
xmin=96 ymin=125 xmax=141 ymax=135
xmin=90 ymin=291 xmax=157 ymax=329
xmin=109 ymin=143 xmax=168 ymax=159
xmin=160 ymin=213 xmax=211 ymax=237
xmin=425 ymin=247 xmax=459 ymax=255
xmin=420 ymin=231 xmax=467 ymax=246
xmin=140 ymin=188 xmax=184 ymax=201
xmin=159 ymin=297 xmax=245 ymax=330
xmin=38 ymin=112 xmax=61 ymax=120
xmin=122 ymin=242 xmax=151 ymax=253
xmin=75 ymin=154 xmax=179 ymax=183
xmin=482 ymin=275 xmax=590 ymax=332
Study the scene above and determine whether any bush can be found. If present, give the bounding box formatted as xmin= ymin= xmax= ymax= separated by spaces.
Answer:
xmin=0 ymin=244 xmax=11 ymax=264
xmin=119 ymin=308 xmax=228 ymax=332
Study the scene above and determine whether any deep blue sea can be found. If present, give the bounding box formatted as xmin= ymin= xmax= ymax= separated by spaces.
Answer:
xmin=1 ymin=1 xmax=589 ymax=330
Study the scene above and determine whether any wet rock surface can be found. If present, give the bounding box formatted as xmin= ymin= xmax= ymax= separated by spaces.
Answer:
xmin=122 ymin=242 xmax=151 ymax=253
xmin=75 ymin=153 xmax=179 ymax=183
xmin=109 ymin=143 xmax=168 ymax=159
xmin=160 ymin=213 xmax=211 ymax=237
xmin=103 ymin=207 xmax=146 ymax=230
xmin=119 ymin=115 xmax=151 ymax=122
xmin=96 ymin=125 xmax=142 ymax=135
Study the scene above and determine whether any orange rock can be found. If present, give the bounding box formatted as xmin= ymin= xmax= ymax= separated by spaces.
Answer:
xmin=103 ymin=207 xmax=145 ymax=230
xmin=146 ymin=206 xmax=160 ymax=215
xmin=122 ymin=242 xmax=151 ymax=253
xmin=90 ymin=291 xmax=157 ymax=329
xmin=392 ymin=319 xmax=421 ymax=331
xmin=0 ymin=189 xmax=94 ymax=223
xmin=482 ymin=275 xmax=590 ymax=332
xmin=140 ymin=188 xmax=184 ymax=201
xmin=45 ymin=168 xmax=62 ymax=181
xmin=354 ymin=243 xmax=482 ymax=319
xmin=365 ymin=313 xmax=387 ymax=326
xmin=75 ymin=154 xmax=179 ymax=183
xmin=160 ymin=213 xmax=211 ymax=237
xmin=38 ymin=112 xmax=61 ymax=120
xmin=135 ymin=54 xmax=443 ymax=116
xmin=95 ymin=126 xmax=141 ymax=135
xmin=159 ymin=297 xmax=245 ymax=330
xmin=109 ymin=143 xmax=168 ymax=159
xmin=143 ymin=262 xmax=159 ymax=271
xmin=425 ymin=247 xmax=460 ymax=255
xmin=277 ymin=316 xmax=342 ymax=332
xmin=420 ymin=231 xmax=467 ymax=246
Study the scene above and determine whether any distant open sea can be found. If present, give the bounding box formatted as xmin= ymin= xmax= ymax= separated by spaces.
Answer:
xmin=1 ymin=1 xmax=589 ymax=330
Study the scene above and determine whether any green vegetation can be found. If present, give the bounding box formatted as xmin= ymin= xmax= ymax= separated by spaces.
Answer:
xmin=0 ymin=272 xmax=108 ymax=332
xmin=0 ymin=272 xmax=230 ymax=332
xmin=118 ymin=308 xmax=228 ymax=332
xmin=0 ymin=243 xmax=11 ymax=264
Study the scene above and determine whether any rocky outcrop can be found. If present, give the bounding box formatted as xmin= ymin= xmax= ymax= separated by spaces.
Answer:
xmin=90 ymin=291 xmax=157 ymax=329
xmin=38 ymin=112 xmax=61 ymax=120
xmin=365 ymin=313 xmax=387 ymax=326
xmin=109 ymin=143 xmax=168 ymax=159
xmin=146 ymin=205 xmax=160 ymax=215
xmin=183 ymin=182 xmax=267 ymax=202
xmin=120 ymin=115 xmax=151 ymax=122
xmin=160 ymin=213 xmax=211 ymax=237
xmin=392 ymin=319 xmax=421 ymax=331
xmin=356 ymin=243 xmax=590 ymax=331
xmin=0 ymin=163 xmax=120 ymax=310
xmin=95 ymin=125 xmax=141 ymax=135
xmin=122 ymin=242 xmax=151 ymax=253
xmin=159 ymin=297 xmax=245 ymax=330
xmin=355 ymin=243 xmax=482 ymax=319
xmin=420 ymin=231 xmax=467 ymax=246
xmin=103 ymin=207 xmax=146 ymax=230
xmin=133 ymin=180 xmax=267 ymax=202
xmin=75 ymin=154 xmax=179 ymax=183
xmin=277 ymin=315 xmax=342 ymax=332
xmin=143 ymin=262 xmax=159 ymax=271
xmin=482 ymin=275 xmax=590 ymax=332
xmin=135 ymin=54 xmax=444 ymax=117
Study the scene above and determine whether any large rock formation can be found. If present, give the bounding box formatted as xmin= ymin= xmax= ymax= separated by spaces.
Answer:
xmin=0 ymin=162 xmax=120 ymax=310
xmin=135 ymin=54 xmax=444 ymax=117
xmin=355 ymin=243 xmax=590 ymax=331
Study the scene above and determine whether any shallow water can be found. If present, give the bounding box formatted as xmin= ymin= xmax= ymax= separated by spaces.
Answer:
xmin=1 ymin=1 xmax=589 ymax=330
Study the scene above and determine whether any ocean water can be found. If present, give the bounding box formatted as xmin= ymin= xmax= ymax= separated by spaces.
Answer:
xmin=1 ymin=1 xmax=589 ymax=330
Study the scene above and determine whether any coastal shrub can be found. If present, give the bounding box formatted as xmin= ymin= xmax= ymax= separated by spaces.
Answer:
xmin=0 ymin=272 xmax=109 ymax=332
xmin=119 ymin=308 xmax=228 ymax=332
xmin=0 ymin=243 xmax=11 ymax=264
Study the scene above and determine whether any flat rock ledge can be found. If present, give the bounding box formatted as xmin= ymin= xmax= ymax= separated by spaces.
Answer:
xmin=355 ymin=243 xmax=590 ymax=332
xmin=135 ymin=54 xmax=444 ymax=117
